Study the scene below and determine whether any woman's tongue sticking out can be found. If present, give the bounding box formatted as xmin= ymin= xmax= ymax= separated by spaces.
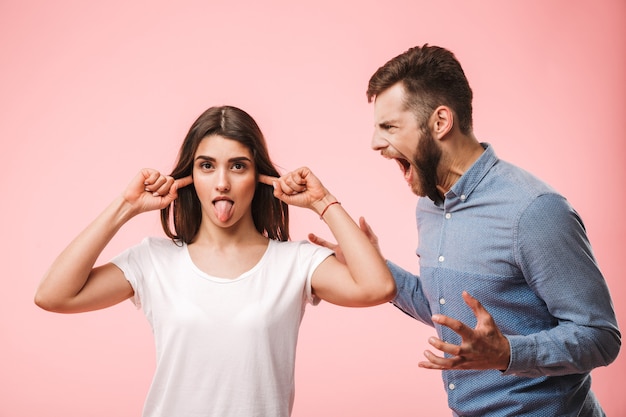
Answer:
xmin=214 ymin=199 xmax=234 ymax=222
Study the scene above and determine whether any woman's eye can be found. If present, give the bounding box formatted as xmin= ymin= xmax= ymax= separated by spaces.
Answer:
xmin=232 ymin=162 xmax=246 ymax=171
xmin=200 ymin=162 xmax=213 ymax=170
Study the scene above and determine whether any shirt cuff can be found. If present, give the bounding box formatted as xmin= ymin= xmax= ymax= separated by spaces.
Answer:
xmin=503 ymin=334 xmax=537 ymax=376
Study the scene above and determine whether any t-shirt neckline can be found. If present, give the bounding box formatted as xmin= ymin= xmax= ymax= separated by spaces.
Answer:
xmin=183 ymin=239 xmax=274 ymax=283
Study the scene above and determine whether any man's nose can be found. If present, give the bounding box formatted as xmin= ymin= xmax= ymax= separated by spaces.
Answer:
xmin=371 ymin=130 xmax=387 ymax=151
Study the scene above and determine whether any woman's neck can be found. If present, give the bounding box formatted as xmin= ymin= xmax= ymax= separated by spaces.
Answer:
xmin=192 ymin=215 xmax=267 ymax=249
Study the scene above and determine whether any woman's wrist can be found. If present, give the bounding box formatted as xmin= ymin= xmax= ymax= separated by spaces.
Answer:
xmin=111 ymin=195 xmax=141 ymax=224
xmin=313 ymin=194 xmax=340 ymax=219
xmin=319 ymin=201 xmax=341 ymax=220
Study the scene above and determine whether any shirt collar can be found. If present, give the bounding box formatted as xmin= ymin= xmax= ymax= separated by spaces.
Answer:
xmin=443 ymin=143 xmax=498 ymax=204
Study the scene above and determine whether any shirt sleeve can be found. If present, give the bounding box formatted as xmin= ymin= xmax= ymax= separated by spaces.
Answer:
xmin=298 ymin=241 xmax=334 ymax=306
xmin=505 ymin=193 xmax=621 ymax=377
xmin=110 ymin=238 xmax=150 ymax=310
xmin=388 ymin=260 xmax=434 ymax=326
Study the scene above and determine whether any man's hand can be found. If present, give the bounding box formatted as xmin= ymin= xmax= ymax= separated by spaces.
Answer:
xmin=308 ymin=217 xmax=382 ymax=264
xmin=419 ymin=291 xmax=511 ymax=371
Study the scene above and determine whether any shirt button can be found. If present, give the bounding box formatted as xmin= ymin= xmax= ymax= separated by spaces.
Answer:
xmin=460 ymin=195 xmax=467 ymax=201
xmin=445 ymin=213 xmax=451 ymax=219
xmin=438 ymin=255 xmax=445 ymax=262
xmin=448 ymin=383 xmax=456 ymax=390
xmin=439 ymin=298 xmax=446 ymax=305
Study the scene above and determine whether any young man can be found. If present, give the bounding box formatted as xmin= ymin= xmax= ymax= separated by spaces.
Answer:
xmin=315 ymin=45 xmax=620 ymax=416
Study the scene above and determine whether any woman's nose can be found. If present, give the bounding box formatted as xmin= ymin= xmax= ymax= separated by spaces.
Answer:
xmin=216 ymin=170 xmax=230 ymax=191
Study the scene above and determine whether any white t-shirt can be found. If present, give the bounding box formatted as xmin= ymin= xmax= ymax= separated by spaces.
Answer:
xmin=111 ymin=237 xmax=333 ymax=417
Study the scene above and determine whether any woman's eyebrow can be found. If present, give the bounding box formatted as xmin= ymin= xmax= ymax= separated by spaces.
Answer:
xmin=194 ymin=155 xmax=252 ymax=163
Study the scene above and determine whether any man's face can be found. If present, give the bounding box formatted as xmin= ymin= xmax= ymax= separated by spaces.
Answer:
xmin=371 ymin=83 xmax=441 ymax=200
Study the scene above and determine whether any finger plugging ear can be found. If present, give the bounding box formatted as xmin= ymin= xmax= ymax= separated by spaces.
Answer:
xmin=283 ymin=172 xmax=307 ymax=195
xmin=144 ymin=173 xmax=174 ymax=197
xmin=271 ymin=178 xmax=301 ymax=197
xmin=258 ymin=174 xmax=277 ymax=186
xmin=176 ymin=175 xmax=193 ymax=189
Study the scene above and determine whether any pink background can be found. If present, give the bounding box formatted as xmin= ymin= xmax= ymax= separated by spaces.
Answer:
xmin=2 ymin=1 xmax=624 ymax=415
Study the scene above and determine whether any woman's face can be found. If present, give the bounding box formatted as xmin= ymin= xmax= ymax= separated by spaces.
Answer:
xmin=192 ymin=135 xmax=257 ymax=228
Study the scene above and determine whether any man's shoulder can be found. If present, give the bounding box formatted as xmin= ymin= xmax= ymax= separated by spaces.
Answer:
xmin=490 ymin=159 xmax=558 ymax=198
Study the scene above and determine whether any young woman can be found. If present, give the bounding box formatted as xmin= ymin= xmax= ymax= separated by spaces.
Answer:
xmin=35 ymin=105 xmax=395 ymax=417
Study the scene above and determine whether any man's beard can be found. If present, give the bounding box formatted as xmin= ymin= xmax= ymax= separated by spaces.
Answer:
xmin=412 ymin=125 xmax=442 ymax=204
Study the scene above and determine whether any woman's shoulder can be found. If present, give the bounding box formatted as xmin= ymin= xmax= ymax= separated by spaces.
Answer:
xmin=134 ymin=236 xmax=186 ymax=254
xmin=269 ymin=239 xmax=309 ymax=250
xmin=269 ymin=239 xmax=333 ymax=258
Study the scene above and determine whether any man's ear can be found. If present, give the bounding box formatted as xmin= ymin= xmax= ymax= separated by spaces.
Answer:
xmin=429 ymin=106 xmax=454 ymax=140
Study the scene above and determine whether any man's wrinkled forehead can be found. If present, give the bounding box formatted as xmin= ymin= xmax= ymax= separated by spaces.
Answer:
xmin=374 ymin=85 xmax=412 ymax=123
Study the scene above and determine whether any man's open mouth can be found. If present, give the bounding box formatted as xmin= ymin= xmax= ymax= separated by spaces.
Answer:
xmin=394 ymin=157 xmax=411 ymax=177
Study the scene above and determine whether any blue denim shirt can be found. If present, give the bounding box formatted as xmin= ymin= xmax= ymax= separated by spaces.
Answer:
xmin=389 ymin=144 xmax=620 ymax=417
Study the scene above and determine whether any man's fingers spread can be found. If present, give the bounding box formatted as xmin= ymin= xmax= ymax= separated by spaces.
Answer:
xmin=310 ymin=234 xmax=328 ymax=246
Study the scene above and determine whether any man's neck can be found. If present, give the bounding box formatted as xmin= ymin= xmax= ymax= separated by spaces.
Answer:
xmin=437 ymin=134 xmax=484 ymax=196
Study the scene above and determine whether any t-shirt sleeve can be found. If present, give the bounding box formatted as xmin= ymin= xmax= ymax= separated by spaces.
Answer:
xmin=297 ymin=240 xmax=334 ymax=306
xmin=110 ymin=238 xmax=151 ymax=309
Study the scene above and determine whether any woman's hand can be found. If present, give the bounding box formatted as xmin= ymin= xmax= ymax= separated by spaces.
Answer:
xmin=259 ymin=167 xmax=333 ymax=216
xmin=124 ymin=168 xmax=193 ymax=215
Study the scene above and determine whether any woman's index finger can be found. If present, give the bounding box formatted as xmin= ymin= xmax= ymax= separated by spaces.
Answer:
xmin=176 ymin=176 xmax=194 ymax=188
xmin=258 ymin=174 xmax=277 ymax=186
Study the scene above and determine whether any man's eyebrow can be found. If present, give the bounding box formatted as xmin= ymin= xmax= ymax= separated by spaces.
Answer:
xmin=376 ymin=119 xmax=397 ymax=127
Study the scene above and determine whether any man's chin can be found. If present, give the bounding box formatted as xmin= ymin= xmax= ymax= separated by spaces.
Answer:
xmin=409 ymin=182 xmax=424 ymax=197
xmin=410 ymin=182 xmax=442 ymax=203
